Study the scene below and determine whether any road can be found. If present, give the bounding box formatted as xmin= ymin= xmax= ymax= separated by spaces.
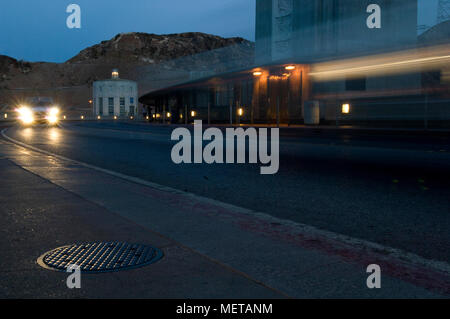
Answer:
xmin=3 ymin=121 xmax=450 ymax=265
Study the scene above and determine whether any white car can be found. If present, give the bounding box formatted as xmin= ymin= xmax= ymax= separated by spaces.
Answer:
xmin=16 ymin=97 xmax=60 ymax=126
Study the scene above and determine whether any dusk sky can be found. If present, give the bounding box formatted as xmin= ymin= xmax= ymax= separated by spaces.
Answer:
xmin=0 ymin=0 xmax=439 ymax=63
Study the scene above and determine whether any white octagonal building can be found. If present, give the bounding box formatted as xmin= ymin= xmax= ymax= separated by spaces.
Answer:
xmin=93 ymin=69 xmax=138 ymax=118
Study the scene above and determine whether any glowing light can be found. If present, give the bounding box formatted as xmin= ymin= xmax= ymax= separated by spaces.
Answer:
xmin=17 ymin=107 xmax=34 ymax=125
xmin=238 ymin=108 xmax=244 ymax=116
xmin=309 ymin=44 xmax=450 ymax=81
xmin=89 ymin=100 xmax=93 ymax=104
xmin=47 ymin=115 xmax=58 ymax=124
xmin=81 ymin=115 xmax=84 ymax=120
xmin=269 ymin=75 xmax=284 ymax=80
xmin=166 ymin=112 xmax=171 ymax=118
xmin=97 ymin=116 xmax=101 ymax=120
xmin=152 ymin=114 xmax=156 ymax=119
xmin=253 ymin=71 xmax=262 ymax=76
xmin=191 ymin=111 xmax=196 ymax=117
xmin=130 ymin=116 xmax=134 ymax=120
xmin=46 ymin=107 xmax=60 ymax=124
xmin=146 ymin=116 xmax=149 ymax=120
xmin=63 ymin=115 xmax=66 ymax=120
xmin=49 ymin=107 xmax=60 ymax=116
xmin=342 ymin=104 xmax=350 ymax=114
xmin=285 ymin=65 xmax=296 ymax=70
xmin=114 ymin=116 xmax=118 ymax=120
xmin=4 ymin=113 xmax=7 ymax=119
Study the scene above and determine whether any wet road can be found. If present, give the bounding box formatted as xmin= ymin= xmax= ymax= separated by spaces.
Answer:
xmin=3 ymin=122 xmax=450 ymax=264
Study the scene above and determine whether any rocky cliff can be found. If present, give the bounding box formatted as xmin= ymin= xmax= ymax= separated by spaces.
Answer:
xmin=67 ymin=32 xmax=253 ymax=65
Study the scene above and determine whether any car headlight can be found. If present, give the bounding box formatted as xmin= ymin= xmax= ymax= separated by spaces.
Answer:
xmin=49 ymin=107 xmax=60 ymax=116
xmin=46 ymin=107 xmax=60 ymax=124
xmin=17 ymin=107 xmax=34 ymax=124
xmin=47 ymin=115 xmax=58 ymax=124
xmin=17 ymin=106 xmax=31 ymax=114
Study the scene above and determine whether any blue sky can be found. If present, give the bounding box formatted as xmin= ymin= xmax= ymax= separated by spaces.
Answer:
xmin=0 ymin=0 xmax=438 ymax=63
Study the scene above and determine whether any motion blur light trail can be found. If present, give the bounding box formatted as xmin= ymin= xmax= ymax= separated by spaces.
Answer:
xmin=309 ymin=44 xmax=450 ymax=81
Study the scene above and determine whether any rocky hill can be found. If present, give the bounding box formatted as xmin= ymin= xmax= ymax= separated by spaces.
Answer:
xmin=67 ymin=32 xmax=253 ymax=65
xmin=0 ymin=32 xmax=255 ymax=113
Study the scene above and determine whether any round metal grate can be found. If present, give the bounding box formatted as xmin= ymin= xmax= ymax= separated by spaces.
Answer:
xmin=37 ymin=242 xmax=163 ymax=273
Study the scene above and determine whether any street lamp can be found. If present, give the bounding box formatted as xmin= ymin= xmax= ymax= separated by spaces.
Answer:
xmin=4 ymin=113 xmax=7 ymax=119
xmin=81 ymin=115 xmax=84 ymax=120
xmin=166 ymin=112 xmax=171 ymax=118
xmin=97 ymin=115 xmax=101 ymax=120
xmin=191 ymin=110 xmax=196 ymax=117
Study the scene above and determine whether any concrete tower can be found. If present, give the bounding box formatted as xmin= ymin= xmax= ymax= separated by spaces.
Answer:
xmin=255 ymin=0 xmax=418 ymax=64
xmin=437 ymin=0 xmax=450 ymax=23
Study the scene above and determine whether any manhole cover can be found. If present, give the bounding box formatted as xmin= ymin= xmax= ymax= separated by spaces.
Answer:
xmin=37 ymin=242 xmax=163 ymax=273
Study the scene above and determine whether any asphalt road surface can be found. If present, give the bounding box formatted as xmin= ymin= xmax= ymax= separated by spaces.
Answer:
xmin=4 ymin=121 xmax=450 ymax=265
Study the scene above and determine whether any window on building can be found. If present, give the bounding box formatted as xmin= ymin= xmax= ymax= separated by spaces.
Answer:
xmin=108 ymin=97 xmax=114 ymax=115
xmin=120 ymin=97 xmax=126 ymax=116
xmin=129 ymin=105 xmax=135 ymax=116
xmin=130 ymin=97 xmax=134 ymax=104
xmin=98 ymin=97 xmax=103 ymax=115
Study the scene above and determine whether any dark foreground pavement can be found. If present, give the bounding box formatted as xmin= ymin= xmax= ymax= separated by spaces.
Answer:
xmin=0 ymin=140 xmax=283 ymax=298
xmin=0 ymin=132 xmax=448 ymax=298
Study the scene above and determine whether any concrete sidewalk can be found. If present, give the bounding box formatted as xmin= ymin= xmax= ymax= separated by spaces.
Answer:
xmin=0 ymin=140 xmax=282 ymax=298
xmin=0 ymin=137 xmax=447 ymax=298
